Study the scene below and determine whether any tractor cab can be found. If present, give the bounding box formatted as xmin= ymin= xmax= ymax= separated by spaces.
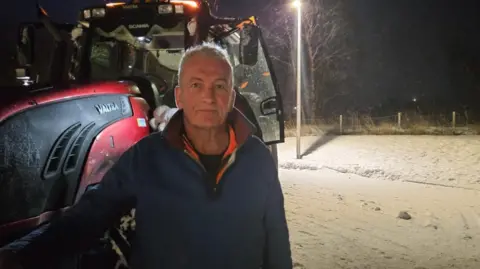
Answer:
xmin=73 ymin=1 xmax=194 ymax=94
xmin=15 ymin=0 xmax=284 ymax=143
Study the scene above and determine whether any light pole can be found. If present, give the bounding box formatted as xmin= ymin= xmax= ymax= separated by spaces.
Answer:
xmin=292 ymin=0 xmax=302 ymax=159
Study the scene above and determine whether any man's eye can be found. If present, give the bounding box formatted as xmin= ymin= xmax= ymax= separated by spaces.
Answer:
xmin=191 ymin=83 xmax=201 ymax=88
xmin=215 ymin=84 xmax=226 ymax=90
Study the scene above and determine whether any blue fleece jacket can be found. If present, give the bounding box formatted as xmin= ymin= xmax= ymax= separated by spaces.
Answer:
xmin=5 ymin=109 xmax=292 ymax=269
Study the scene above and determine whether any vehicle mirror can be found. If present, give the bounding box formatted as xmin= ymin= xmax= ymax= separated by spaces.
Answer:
xmin=17 ymin=25 xmax=35 ymax=65
xmin=260 ymin=96 xmax=278 ymax=116
xmin=239 ymin=24 xmax=259 ymax=66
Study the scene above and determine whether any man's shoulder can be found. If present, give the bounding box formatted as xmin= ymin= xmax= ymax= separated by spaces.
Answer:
xmin=130 ymin=132 xmax=171 ymax=157
xmin=139 ymin=131 xmax=166 ymax=144
xmin=245 ymin=135 xmax=269 ymax=151
xmin=242 ymin=136 xmax=275 ymax=165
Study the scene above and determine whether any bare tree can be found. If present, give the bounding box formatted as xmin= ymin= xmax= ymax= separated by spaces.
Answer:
xmin=262 ymin=0 xmax=353 ymax=118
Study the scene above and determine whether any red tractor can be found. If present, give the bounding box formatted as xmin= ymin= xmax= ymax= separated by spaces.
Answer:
xmin=0 ymin=0 xmax=285 ymax=267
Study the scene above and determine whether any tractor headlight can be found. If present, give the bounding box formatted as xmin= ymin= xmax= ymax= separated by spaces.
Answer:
xmin=83 ymin=9 xmax=91 ymax=19
xmin=158 ymin=5 xmax=173 ymax=14
xmin=174 ymin=4 xmax=184 ymax=14
xmin=92 ymin=8 xmax=106 ymax=17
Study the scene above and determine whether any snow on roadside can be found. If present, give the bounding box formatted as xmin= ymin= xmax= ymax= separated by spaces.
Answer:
xmin=278 ymin=136 xmax=480 ymax=190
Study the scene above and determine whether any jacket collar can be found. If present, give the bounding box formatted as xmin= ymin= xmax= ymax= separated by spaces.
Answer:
xmin=162 ymin=108 xmax=256 ymax=150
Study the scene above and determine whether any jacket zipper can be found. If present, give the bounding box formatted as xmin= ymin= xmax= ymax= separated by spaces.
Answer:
xmin=217 ymin=150 xmax=237 ymax=184
xmin=183 ymin=148 xmax=239 ymax=194
xmin=183 ymin=149 xmax=216 ymax=190
xmin=184 ymin=150 xmax=206 ymax=172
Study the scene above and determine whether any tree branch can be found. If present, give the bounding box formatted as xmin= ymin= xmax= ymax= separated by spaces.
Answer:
xmin=260 ymin=0 xmax=352 ymax=116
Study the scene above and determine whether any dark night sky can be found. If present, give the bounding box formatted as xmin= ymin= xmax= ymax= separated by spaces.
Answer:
xmin=2 ymin=0 xmax=480 ymax=112
xmin=349 ymin=1 xmax=480 ymax=103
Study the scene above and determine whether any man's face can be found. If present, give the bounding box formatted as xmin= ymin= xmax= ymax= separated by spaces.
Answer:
xmin=175 ymin=53 xmax=235 ymax=129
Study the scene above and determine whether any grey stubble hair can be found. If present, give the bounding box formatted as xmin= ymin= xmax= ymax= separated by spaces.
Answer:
xmin=177 ymin=42 xmax=234 ymax=86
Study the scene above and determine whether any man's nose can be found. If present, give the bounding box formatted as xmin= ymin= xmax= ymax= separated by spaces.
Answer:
xmin=200 ymin=85 xmax=216 ymax=103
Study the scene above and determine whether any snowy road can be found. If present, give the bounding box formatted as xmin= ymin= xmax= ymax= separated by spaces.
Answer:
xmin=279 ymin=136 xmax=480 ymax=190
xmin=277 ymin=136 xmax=480 ymax=268
xmin=281 ymin=168 xmax=480 ymax=269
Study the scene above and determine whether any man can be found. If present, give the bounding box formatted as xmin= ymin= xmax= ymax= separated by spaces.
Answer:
xmin=0 ymin=42 xmax=292 ymax=269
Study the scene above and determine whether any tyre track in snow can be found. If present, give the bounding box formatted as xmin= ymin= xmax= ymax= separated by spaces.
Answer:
xmin=280 ymin=168 xmax=480 ymax=269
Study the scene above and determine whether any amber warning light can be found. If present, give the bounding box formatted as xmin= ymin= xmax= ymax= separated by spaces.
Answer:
xmin=106 ymin=2 xmax=126 ymax=7
xmin=170 ymin=0 xmax=198 ymax=8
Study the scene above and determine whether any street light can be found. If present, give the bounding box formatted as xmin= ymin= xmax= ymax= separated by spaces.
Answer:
xmin=292 ymin=0 xmax=302 ymax=159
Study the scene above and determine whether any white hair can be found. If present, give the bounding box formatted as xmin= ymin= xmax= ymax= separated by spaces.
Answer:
xmin=177 ymin=42 xmax=234 ymax=85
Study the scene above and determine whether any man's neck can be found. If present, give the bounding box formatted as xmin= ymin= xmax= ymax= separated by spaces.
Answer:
xmin=184 ymin=120 xmax=229 ymax=155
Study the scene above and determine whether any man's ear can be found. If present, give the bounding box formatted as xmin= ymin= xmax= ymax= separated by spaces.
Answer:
xmin=174 ymin=86 xmax=183 ymax=109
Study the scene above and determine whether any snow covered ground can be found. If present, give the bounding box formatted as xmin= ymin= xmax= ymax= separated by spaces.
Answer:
xmin=278 ymin=136 xmax=480 ymax=268
xmin=279 ymin=136 xmax=480 ymax=190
